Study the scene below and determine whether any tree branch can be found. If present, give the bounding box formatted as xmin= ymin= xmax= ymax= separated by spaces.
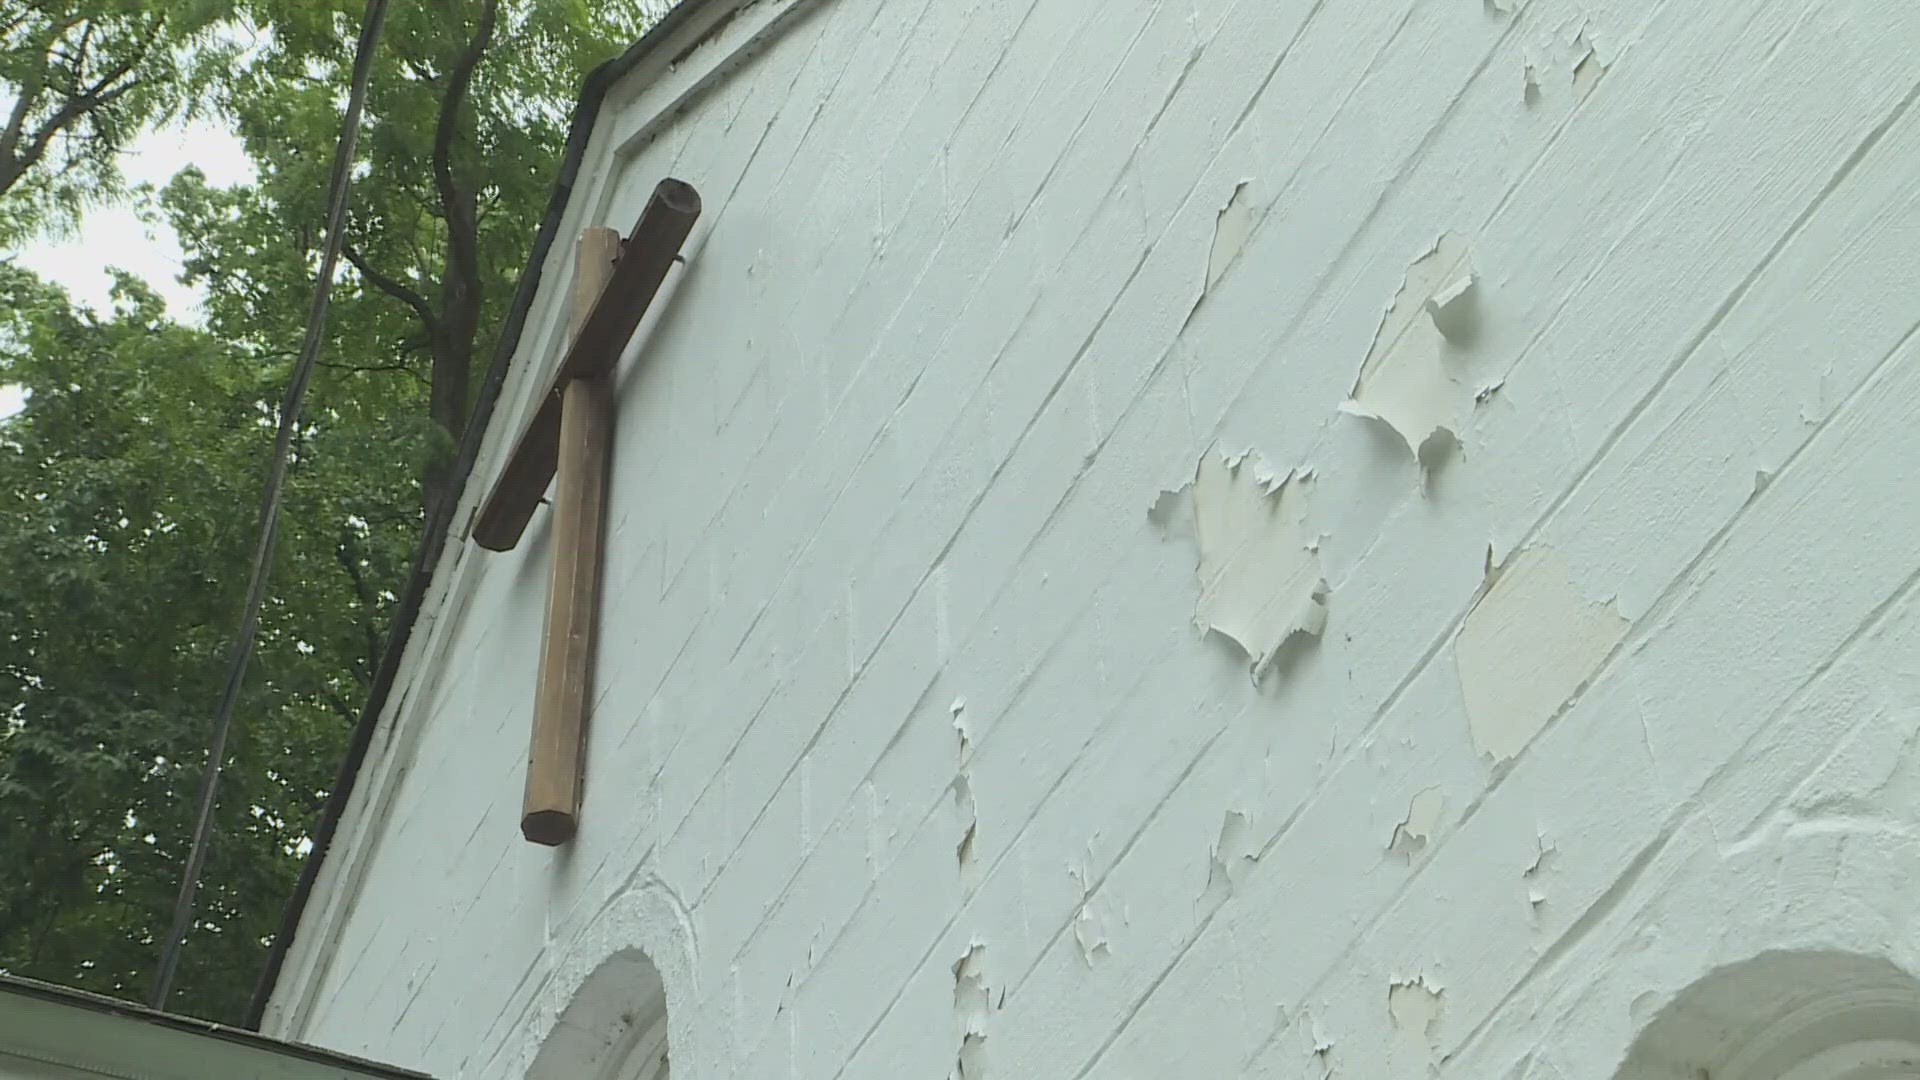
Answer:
xmin=76 ymin=20 xmax=155 ymax=104
xmin=315 ymin=359 xmax=429 ymax=386
xmin=14 ymin=80 xmax=139 ymax=180
xmin=333 ymin=527 xmax=382 ymax=684
xmin=0 ymin=97 xmax=38 ymax=190
xmin=0 ymin=22 xmax=63 ymax=181
xmin=66 ymin=22 xmax=98 ymax=96
xmin=339 ymin=241 xmax=438 ymax=335
xmin=2 ymin=17 xmax=157 ymax=193
xmin=430 ymin=0 xmax=498 ymax=313
xmin=420 ymin=0 xmax=500 ymax=465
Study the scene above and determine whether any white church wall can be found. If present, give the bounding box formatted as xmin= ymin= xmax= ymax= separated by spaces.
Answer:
xmin=268 ymin=0 xmax=1920 ymax=1076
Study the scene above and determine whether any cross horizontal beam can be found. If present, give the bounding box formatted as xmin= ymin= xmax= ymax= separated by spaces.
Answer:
xmin=470 ymin=178 xmax=702 ymax=552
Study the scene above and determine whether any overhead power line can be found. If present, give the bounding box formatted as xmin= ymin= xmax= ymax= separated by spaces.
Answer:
xmin=149 ymin=0 xmax=392 ymax=1011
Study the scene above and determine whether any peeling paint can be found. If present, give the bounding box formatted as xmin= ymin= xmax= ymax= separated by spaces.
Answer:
xmin=1068 ymin=862 xmax=1110 ymax=965
xmin=1526 ymin=19 xmax=1610 ymax=104
xmin=1523 ymin=835 xmax=1555 ymax=879
xmin=1307 ymin=1012 xmax=1332 ymax=1057
xmin=951 ymin=944 xmax=990 ymax=1080
xmin=957 ymin=817 xmax=978 ymax=876
xmin=1387 ymin=786 xmax=1446 ymax=858
xmin=1341 ymin=233 xmax=1480 ymax=467
xmin=1205 ymin=809 xmax=1258 ymax=900
xmin=1571 ymin=47 xmax=1604 ymax=94
xmin=1456 ymin=547 xmax=1627 ymax=763
xmin=1425 ymin=271 xmax=1478 ymax=343
xmin=1569 ymin=26 xmax=1605 ymax=94
xmin=1387 ymin=976 xmax=1443 ymax=1049
xmin=1523 ymin=834 xmax=1554 ymax=909
xmin=952 ymin=697 xmax=971 ymax=764
xmin=1147 ymin=484 xmax=1195 ymax=541
xmin=1160 ymin=450 xmax=1329 ymax=683
xmin=1071 ymin=900 xmax=1109 ymax=965
xmin=287 ymin=1 xmax=1920 ymax=1073
xmin=953 ymin=693 xmax=979 ymax=885
xmin=955 ymin=770 xmax=978 ymax=883
xmin=1206 ymin=179 xmax=1255 ymax=294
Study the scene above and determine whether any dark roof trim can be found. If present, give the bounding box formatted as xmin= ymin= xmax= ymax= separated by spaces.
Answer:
xmin=244 ymin=0 xmax=726 ymax=1029
xmin=3 ymin=974 xmax=432 ymax=1078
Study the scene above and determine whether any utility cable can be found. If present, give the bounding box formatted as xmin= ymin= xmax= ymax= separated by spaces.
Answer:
xmin=149 ymin=0 xmax=391 ymax=1010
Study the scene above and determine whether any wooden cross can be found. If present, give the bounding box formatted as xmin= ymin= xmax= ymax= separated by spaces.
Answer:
xmin=469 ymin=179 xmax=701 ymax=846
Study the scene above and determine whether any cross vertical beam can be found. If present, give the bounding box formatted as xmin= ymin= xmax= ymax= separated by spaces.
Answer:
xmin=489 ymin=179 xmax=700 ymax=845
xmin=521 ymin=227 xmax=622 ymax=846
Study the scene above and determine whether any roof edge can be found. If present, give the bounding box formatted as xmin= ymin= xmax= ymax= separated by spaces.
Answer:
xmin=244 ymin=0 xmax=727 ymax=1030
xmin=3 ymin=974 xmax=431 ymax=1078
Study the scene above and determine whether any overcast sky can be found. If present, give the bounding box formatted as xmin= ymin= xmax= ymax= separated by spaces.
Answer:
xmin=2 ymin=119 xmax=252 ymax=419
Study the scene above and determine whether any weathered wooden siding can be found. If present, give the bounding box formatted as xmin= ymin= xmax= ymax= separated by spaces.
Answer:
xmin=265 ymin=0 xmax=1920 ymax=1076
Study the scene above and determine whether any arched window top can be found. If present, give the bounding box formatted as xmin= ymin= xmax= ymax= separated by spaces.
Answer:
xmin=527 ymin=948 xmax=671 ymax=1080
xmin=1614 ymin=950 xmax=1920 ymax=1080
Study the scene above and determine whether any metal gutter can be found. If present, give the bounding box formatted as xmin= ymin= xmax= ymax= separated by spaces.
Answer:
xmin=243 ymin=0 xmax=725 ymax=1029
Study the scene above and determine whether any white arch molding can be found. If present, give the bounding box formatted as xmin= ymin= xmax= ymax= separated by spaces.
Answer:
xmin=516 ymin=878 xmax=706 ymax=1080
xmin=1614 ymin=950 xmax=1920 ymax=1080
xmin=526 ymin=947 xmax=671 ymax=1080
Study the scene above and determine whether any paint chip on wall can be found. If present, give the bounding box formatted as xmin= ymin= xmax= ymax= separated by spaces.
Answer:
xmin=1387 ymin=786 xmax=1446 ymax=858
xmin=1305 ymin=1017 xmax=1333 ymax=1078
xmin=953 ymin=698 xmax=980 ymax=884
xmin=1157 ymin=450 xmax=1329 ymax=683
xmin=1525 ymin=19 xmax=1611 ymax=104
xmin=1425 ymin=272 xmax=1478 ymax=342
xmin=1570 ymin=26 xmax=1605 ymax=93
xmin=952 ymin=697 xmax=972 ymax=763
xmin=1523 ymin=834 xmax=1554 ymax=909
xmin=951 ymin=943 xmax=990 ymax=1080
xmin=1306 ymin=1011 xmax=1333 ymax=1058
xmin=1207 ymin=179 xmax=1255 ymax=294
xmin=955 ymin=771 xmax=978 ymax=883
xmin=1148 ymin=484 xmax=1196 ymax=540
xmin=1205 ymin=809 xmax=1258 ymax=900
xmin=1456 ymin=547 xmax=1627 ymax=763
xmin=1388 ymin=977 xmax=1443 ymax=1049
xmin=1341 ymin=233 xmax=1480 ymax=467
xmin=1068 ymin=862 xmax=1110 ymax=965
xmin=1523 ymin=834 xmax=1553 ymax=878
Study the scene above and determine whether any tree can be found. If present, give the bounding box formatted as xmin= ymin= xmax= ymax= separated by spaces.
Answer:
xmin=168 ymin=0 xmax=651 ymax=504
xmin=0 ymin=0 xmax=229 ymax=241
xmin=0 ymin=265 xmax=417 ymax=1022
xmin=0 ymin=0 xmax=659 ymax=1023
